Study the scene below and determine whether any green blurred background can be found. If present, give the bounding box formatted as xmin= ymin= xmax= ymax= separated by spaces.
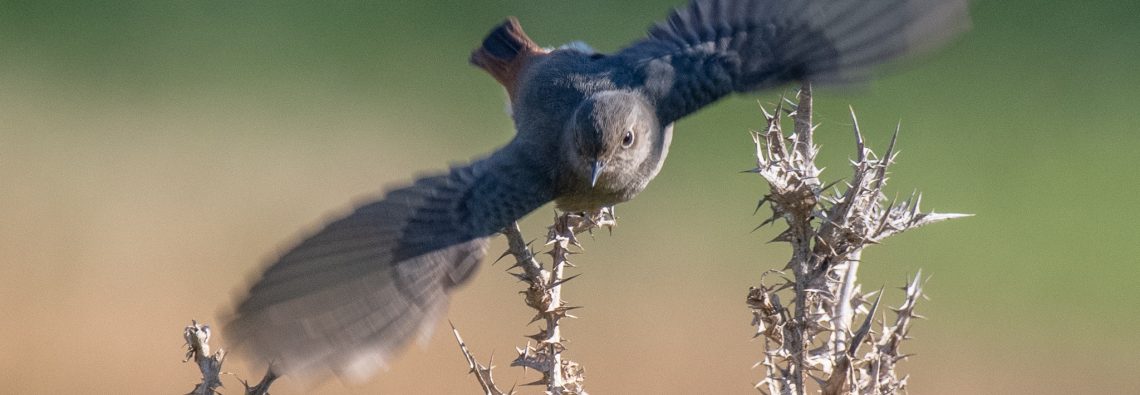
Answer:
xmin=1 ymin=0 xmax=1137 ymax=393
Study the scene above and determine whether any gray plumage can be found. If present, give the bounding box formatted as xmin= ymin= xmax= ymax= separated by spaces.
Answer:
xmin=226 ymin=0 xmax=969 ymax=380
xmin=226 ymin=146 xmax=551 ymax=379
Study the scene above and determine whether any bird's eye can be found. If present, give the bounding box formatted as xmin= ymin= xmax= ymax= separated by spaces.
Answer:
xmin=621 ymin=130 xmax=635 ymax=148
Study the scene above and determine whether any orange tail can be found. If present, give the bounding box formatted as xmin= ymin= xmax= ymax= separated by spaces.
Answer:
xmin=470 ymin=17 xmax=546 ymax=100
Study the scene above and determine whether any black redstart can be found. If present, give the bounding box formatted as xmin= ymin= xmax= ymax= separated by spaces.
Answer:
xmin=226 ymin=0 xmax=970 ymax=379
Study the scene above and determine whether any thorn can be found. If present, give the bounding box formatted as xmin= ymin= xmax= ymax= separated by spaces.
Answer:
xmin=884 ymin=122 xmax=900 ymax=165
xmin=849 ymin=289 xmax=884 ymax=355
xmin=773 ymin=97 xmax=786 ymax=126
xmin=521 ymin=379 xmax=546 ymax=386
xmin=528 ymin=313 xmax=544 ymax=324
xmin=782 ymin=94 xmax=798 ymax=110
xmin=768 ymin=228 xmax=794 ymax=243
xmin=548 ymin=274 xmax=581 ymax=288
xmin=874 ymin=199 xmax=895 ymax=237
xmin=754 ymin=195 xmax=770 ymax=215
xmin=759 ymin=102 xmax=773 ymax=121
xmin=525 ymin=331 xmax=548 ymax=343
xmin=820 ymin=178 xmax=844 ymax=194
xmin=494 ymin=249 xmax=512 ymax=264
xmin=752 ymin=216 xmax=779 ymax=232
xmin=850 ymin=106 xmax=865 ymax=162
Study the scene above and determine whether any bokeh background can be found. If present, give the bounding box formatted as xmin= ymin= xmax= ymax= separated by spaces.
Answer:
xmin=2 ymin=1 xmax=1137 ymax=393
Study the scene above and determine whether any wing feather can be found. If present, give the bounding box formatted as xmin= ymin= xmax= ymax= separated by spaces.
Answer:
xmin=610 ymin=0 xmax=970 ymax=124
xmin=226 ymin=150 xmax=552 ymax=379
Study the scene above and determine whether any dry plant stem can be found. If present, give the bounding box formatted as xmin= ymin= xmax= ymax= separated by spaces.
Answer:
xmin=833 ymin=250 xmax=862 ymax=358
xmin=748 ymin=83 xmax=966 ymax=395
xmin=753 ymin=85 xmax=821 ymax=394
xmin=185 ymin=321 xmax=224 ymax=395
xmin=543 ymin=219 xmax=570 ymax=392
xmin=452 ymin=322 xmax=514 ymax=395
xmin=457 ymin=211 xmax=609 ymax=395
xmin=182 ymin=321 xmax=278 ymax=395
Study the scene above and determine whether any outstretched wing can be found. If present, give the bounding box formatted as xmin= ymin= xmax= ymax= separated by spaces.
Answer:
xmin=225 ymin=149 xmax=552 ymax=379
xmin=610 ymin=0 xmax=970 ymax=124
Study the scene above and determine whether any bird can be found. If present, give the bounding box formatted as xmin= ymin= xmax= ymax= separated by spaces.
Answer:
xmin=225 ymin=0 xmax=970 ymax=381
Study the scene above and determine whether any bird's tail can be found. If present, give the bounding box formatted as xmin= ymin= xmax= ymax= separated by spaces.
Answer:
xmin=225 ymin=152 xmax=550 ymax=380
xmin=469 ymin=17 xmax=547 ymax=99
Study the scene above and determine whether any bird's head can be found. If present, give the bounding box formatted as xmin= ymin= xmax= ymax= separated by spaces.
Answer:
xmin=564 ymin=90 xmax=660 ymax=191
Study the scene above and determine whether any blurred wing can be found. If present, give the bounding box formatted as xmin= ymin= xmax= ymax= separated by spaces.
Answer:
xmin=225 ymin=151 xmax=552 ymax=380
xmin=611 ymin=0 xmax=970 ymax=124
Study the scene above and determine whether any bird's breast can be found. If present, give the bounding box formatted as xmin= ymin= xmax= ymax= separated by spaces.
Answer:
xmin=553 ymin=183 xmax=641 ymax=212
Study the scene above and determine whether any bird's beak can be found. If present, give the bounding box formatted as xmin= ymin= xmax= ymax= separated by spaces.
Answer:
xmin=590 ymin=160 xmax=605 ymax=188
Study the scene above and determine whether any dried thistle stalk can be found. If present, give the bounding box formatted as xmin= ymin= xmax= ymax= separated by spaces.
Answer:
xmin=452 ymin=322 xmax=516 ymax=395
xmin=456 ymin=210 xmax=612 ymax=395
xmin=747 ymin=83 xmax=967 ymax=395
xmin=184 ymin=321 xmax=225 ymax=395
xmin=182 ymin=320 xmax=278 ymax=395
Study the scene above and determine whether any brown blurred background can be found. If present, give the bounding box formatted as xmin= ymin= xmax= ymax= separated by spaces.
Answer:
xmin=2 ymin=0 xmax=1138 ymax=393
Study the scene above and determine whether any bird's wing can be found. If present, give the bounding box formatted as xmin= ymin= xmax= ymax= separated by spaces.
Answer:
xmin=609 ymin=0 xmax=970 ymax=124
xmin=225 ymin=149 xmax=552 ymax=380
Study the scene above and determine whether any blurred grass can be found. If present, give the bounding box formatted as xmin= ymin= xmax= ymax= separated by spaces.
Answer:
xmin=1 ymin=0 xmax=1138 ymax=393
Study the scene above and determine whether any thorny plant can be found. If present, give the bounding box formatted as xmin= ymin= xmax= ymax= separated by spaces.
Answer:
xmin=181 ymin=212 xmax=609 ymax=395
xmin=454 ymin=210 xmax=614 ymax=395
xmin=182 ymin=83 xmax=961 ymax=395
xmin=747 ymin=83 xmax=967 ymax=395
